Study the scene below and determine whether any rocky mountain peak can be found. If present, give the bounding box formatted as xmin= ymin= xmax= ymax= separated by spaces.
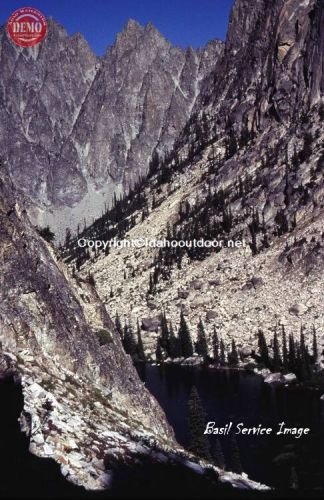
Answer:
xmin=0 ymin=15 xmax=223 ymax=239
xmin=114 ymin=18 xmax=145 ymax=49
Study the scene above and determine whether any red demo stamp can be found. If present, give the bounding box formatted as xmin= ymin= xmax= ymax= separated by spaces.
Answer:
xmin=6 ymin=7 xmax=48 ymax=48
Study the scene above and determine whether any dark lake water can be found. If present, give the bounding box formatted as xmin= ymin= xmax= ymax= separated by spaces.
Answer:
xmin=1 ymin=369 xmax=324 ymax=498
xmin=136 ymin=364 xmax=324 ymax=492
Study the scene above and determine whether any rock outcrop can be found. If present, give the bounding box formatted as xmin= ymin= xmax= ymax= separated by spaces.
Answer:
xmin=0 ymin=161 xmax=175 ymax=487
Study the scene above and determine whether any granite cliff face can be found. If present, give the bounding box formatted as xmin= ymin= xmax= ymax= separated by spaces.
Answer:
xmin=193 ymin=0 xmax=324 ymax=137
xmin=72 ymin=0 xmax=324 ymax=362
xmin=0 ymin=160 xmax=177 ymax=488
xmin=0 ymin=19 xmax=223 ymax=239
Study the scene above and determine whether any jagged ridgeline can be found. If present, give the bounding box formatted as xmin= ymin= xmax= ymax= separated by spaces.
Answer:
xmin=0 ymin=18 xmax=224 ymax=239
xmin=63 ymin=0 xmax=324 ymax=282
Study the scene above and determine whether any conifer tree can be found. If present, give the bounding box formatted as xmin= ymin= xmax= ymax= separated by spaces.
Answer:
xmin=299 ymin=326 xmax=310 ymax=380
xmin=178 ymin=310 xmax=193 ymax=357
xmin=212 ymin=438 xmax=225 ymax=469
xmin=115 ymin=313 xmax=123 ymax=339
xmin=289 ymin=466 xmax=299 ymax=490
xmin=37 ymin=225 xmax=55 ymax=243
xmin=122 ymin=322 xmax=137 ymax=358
xmin=312 ymin=325 xmax=318 ymax=364
xmin=212 ymin=327 xmax=220 ymax=364
xmin=65 ymin=227 xmax=71 ymax=247
xmin=288 ymin=334 xmax=296 ymax=373
xmin=282 ymin=325 xmax=288 ymax=370
xmin=195 ymin=318 xmax=208 ymax=358
xmin=87 ymin=272 xmax=96 ymax=287
xmin=228 ymin=338 xmax=239 ymax=366
xmin=155 ymin=338 xmax=164 ymax=364
xmin=160 ymin=310 xmax=170 ymax=350
xmin=136 ymin=319 xmax=146 ymax=362
xmin=188 ymin=386 xmax=211 ymax=460
xmin=220 ymin=339 xmax=226 ymax=366
xmin=258 ymin=330 xmax=269 ymax=366
xmin=228 ymin=434 xmax=243 ymax=474
xmin=168 ymin=322 xmax=181 ymax=359
xmin=273 ymin=328 xmax=282 ymax=371
xmin=148 ymin=273 xmax=155 ymax=295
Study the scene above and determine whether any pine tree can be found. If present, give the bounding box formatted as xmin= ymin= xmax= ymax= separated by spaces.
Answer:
xmin=160 ymin=310 xmax=170 ymax=350
xmin=37 ymin=225 xmax=55 ymax=243
xmin=220 ymin=339 xmax=226 ymax=366
xmin=282 ymin=325 xmax=288 ymax=370
xmin=273 ymin=328 xmax=282 ymax=371
xmin=249 ymin=224 xmax=258 ymax=255
xmin=155 ymin=338 xmax=164 ymax=364
xmin=312 ymin=325 xmax=318 ymax=364
xmin=122 ymin=322 xmax=137 ymax=358
xmin=212 ymin=327 xmax=220 ymax=364
xmin=136 ymin=320 xmax=146 ymax=362
xmin=87 ymin=272 xmax=96 ymax=287
xmin=212 ymin=438 xmax=225 ymax=469
xmin=187 ymin=386 xmax=211 ymax=460
xmin=228 ymin=338 xmax=239 ymax=366
xmin=168 ymin=322 xmax=181 ymax=359
xmin=258 ymin=330 xmax=269 ymax=366
xmin=228 ymin=434 xmax=243 ymax=474
xmin=289 ymin=466 xmax=299 ymax=490
xmin=195 ymin=318 xmax=208 ymax=358
xmin=148 ymin=273 xmax=155 ymax=295
xmin=115 ymin=313 xmax=123 ymax=339
xmin=288 ymin=334 xmax=296 ymax=373
xmin=65 ymin=227 xmax=71 ymax=247
xmin=178 ymin=310 xmax=193 ymax=358
xmin=299 ymin=326 xmax=310 ymax=380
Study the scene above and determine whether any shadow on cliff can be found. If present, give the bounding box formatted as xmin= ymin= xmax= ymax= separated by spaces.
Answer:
xmin=0 ymin=376 xmax=322 ymax=500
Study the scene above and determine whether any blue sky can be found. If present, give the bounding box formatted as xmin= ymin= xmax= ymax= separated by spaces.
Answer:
xmin=0 ymin=0 xmax=234 ymax=55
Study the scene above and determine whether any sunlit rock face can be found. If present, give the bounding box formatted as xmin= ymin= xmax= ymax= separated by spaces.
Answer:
xmin=0 ymin=163 xmax=175 ymax=488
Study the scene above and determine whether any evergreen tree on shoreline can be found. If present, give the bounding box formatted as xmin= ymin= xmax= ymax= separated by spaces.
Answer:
xmin=228 ymin=434 xmax=243 ymax=474
xmin=312 ymin=325 xmax=318 ymax=364
xmin=282 ymin=325 xmax=288 ymax=370
xmin=220 ymin=339 xmax=226 ymax=366
xmin=273 ymin=328 xmax=282 ymax=371
xmin=115 ymin=312 xmax=123 ymax=339
xmin=168 ymin=322 xmax=181 ymax=359
xmin=160 ymin=310 xmax=170 ymax=350
xmin=188 ymin=386 xmax=211 ymax=461
xmin=212 ymin=327 xmax=220 ymax=364
xmin=228 ymin=338 xmax=239 ymax=366
xmin=123 ymin=321 xmax=137 ymax=358
xmin=195 ymin=318 xmax=208 ymax=358
xmin=156 ymin=338 xmax=164 ymax=363
xmin=136 ymin=319 xmax=146 ymax=362
xmin=178 ymin=310 xmax=193 ymax=357
xmin=288 ymin=334 xmax=296 ymax=373
xmin=212 ymin=438 xmax=225 ymax=469
xmin=258 ymin=330 xmax=269 ymax=366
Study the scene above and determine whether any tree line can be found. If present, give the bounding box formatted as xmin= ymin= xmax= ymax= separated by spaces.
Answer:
xmin=116 ymin=311 xmax=321 ymax=385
